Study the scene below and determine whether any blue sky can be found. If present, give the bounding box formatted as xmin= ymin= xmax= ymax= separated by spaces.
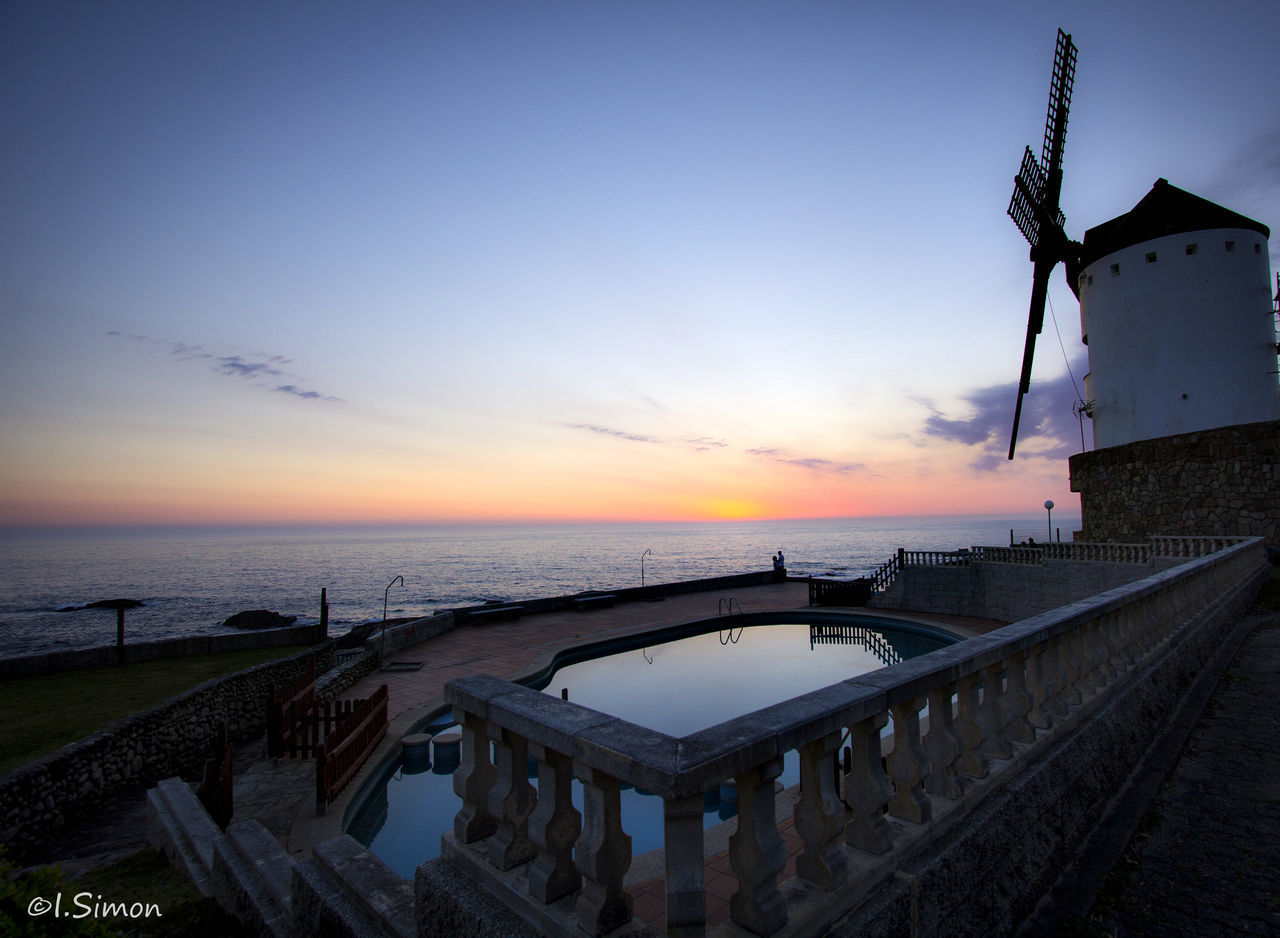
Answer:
xmin=1 ymin=1 xmax=1276 ymax=525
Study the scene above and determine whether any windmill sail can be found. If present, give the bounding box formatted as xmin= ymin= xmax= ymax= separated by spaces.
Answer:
xmin=1006 ymin=29 xmax=1079 ymax=459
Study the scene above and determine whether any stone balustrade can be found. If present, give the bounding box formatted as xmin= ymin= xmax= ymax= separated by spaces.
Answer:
xmin=1149 ymin=534 xmax=1251 ymax=558
xmin=1041 ymin=541 xmax=1151 ymax=563
xmin=432 ymin=538 xmax=1268 ymax=938
xmin=899 ymin=549 xmax=970 ymax=567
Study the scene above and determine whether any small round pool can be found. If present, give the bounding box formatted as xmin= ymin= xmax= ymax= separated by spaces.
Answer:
xmin=347 ymin=611 xmax=958 ymax=877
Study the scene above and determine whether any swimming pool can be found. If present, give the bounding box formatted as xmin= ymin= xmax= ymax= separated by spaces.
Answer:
xmin=347 ymin=611 xmax=958 ymax=877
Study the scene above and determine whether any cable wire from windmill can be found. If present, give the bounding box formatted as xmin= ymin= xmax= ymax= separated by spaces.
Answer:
xmin=1047 ymin=291 xmax=1085 ymax=403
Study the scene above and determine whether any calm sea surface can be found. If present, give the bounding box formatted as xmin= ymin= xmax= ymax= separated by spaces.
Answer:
xmin=0 ymin=515 xmax=1077 ymax=659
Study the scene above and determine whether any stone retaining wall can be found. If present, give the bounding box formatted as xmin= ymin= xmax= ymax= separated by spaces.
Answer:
xmin=0 ymin=643 xmax=334 ymax=865
xmin=835 ymin=548 xmax=1268 ymax=936
xmin=868 ymin=557 xmax=1164 ymax=622
xmin=1069 ymin=418 xmax=1280 ymax=544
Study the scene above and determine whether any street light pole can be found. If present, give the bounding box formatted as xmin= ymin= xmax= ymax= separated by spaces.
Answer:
xmin=641 ymin=549 xmax=652 ymax=587
xmin=1044 ymin=500 xmax=1055 ymax=542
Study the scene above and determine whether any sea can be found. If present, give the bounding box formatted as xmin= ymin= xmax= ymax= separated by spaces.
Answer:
xmin=0 ymin=515 xmax=1077 ymax=660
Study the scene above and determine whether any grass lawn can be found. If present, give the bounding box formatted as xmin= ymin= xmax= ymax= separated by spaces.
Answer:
xmin=0 ymin=646 xmax=312 ymax=775
xmin=1 ymin=846 xmax=257 ymax=938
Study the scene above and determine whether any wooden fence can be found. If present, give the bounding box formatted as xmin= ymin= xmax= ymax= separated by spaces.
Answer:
xmin=266 ymin=659 xmax=317 ymax=758
xmin=315 ymin=683 xmax=389 ymax=814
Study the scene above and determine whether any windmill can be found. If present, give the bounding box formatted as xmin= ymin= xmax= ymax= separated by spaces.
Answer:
xmin=1006 ymin=28 xmax=1083 ymax=459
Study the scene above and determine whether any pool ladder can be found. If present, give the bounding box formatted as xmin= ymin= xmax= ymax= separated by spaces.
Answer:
xmin=718 ymin=597 xmax=744 ymax=644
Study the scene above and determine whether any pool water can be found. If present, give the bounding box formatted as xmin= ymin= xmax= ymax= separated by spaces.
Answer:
xmin=348 ymin=614 xmax=956 ymax=878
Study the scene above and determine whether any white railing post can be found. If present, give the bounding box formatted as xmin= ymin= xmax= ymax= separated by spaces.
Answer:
xmin=1003 ymin=650 xmax=1036 ymax=744
xmin=1024 ymin=641 xmax=1056 ymax=729
xmin=923 ymin=684 xmax=964 ymax=798
xmin=573 ymin=764 xmax=633 ymax=936
xmin=954 ymin=671 xmax=991 ymax=778
xmin=453 ymin=710 xmax=497 ymax=843
xmin=663 ymin=794 xmax=707 ymax=938
xmin=795 ymin=732 xmax=849 ymax=889
xmin=887 ymin=695 xmax=932 ymax=823
xmin=487 ymin=726 xmax=537 ymax=870
xmin=526 ymin=743 xmax=581 ymax=904
xmin=845 ymin=713 xmax=893 ymax=853
xmin=977 ymin=663 xmax=1013 ymax=760
xmin=729 ymin=756 xmax=788 ymax=935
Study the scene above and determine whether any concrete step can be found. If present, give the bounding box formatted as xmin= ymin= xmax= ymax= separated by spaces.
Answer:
xmin=292 ymin=835 xmax=414 ymax=938
xmin=145 ymin=777 xmax=220 ymax=897
xmin=211 ymin=820 xmax=293 ymax=938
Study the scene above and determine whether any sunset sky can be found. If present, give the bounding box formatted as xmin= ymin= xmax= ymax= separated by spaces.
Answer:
xmin=2 ymin=1 xmax=1276 ymax=527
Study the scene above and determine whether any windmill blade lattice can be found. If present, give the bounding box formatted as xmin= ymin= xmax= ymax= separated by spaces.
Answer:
xmin=1006 ymin=28 xmax=1079 ymax=460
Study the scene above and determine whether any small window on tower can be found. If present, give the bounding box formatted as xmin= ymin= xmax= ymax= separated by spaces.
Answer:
xmin=1256 ymin=243 xmax=1263 ymax=254
xmin=1225 ymin=240 xmax=1236 ymax=252
xmin=1110 ymin=263 xmax=1120 ymax=276
xmin=1086 ymin=274 xmax=1094 ymax=287
xmin=1185 ymin=243 xmax=1198 ymax=255
xmin=1145 ymin=252 xmax=1158 ymax=263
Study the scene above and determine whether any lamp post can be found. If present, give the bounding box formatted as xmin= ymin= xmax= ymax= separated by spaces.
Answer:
xmin=1044 ymin=500 xmax=1055 ymax=542
xmin=641 ymin=549 xmax=652 ymax=588
xmin=380 ymin=575 xmax=404 ymax=663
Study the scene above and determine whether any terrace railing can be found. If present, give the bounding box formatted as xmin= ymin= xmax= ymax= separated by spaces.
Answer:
xmin=1150 ymin=534 xmax=1251 ymax=558
xmin=439 ymin=537 xmax=1267 ymax=938
xmin=267 ymin=659 xmax=317 ymax=758
xmin=1042 ymin=541 xmax=1150 ymax=563
xmin=315 ymin=683 xmax=389 ymax=815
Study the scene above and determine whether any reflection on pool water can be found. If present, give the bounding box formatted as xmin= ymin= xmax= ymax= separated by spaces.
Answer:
xmin=348 ymin=613 xmax=957 ymax=878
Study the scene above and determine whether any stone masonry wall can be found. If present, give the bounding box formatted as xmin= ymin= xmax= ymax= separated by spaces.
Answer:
xmin=0 ymin=642 xmax=334 ymax=865
xmin=1069 ymin=418 xmax=1280 ymax=545
xmin=868 ymin=558 xmax=1159 ymax=623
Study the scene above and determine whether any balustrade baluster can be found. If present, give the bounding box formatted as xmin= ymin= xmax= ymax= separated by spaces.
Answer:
xmin=887 ymin=696 xmax=931 ymax=823
xmin=1024 ymin=642 xmax=1056 ymax=730
xmin=1096 ymin=612 xmax=1122 ymax=683
xmin=663 ymin=794 xmax=706 ymax=938
xmin=729 ymin=756 xmax=788 ymax=936
xmin=527 ymin=744 xmax=580 ymax=904
xmin=953 ymin=671 xmax=990 ymax=778
xmin=453 ymin=710 xmax=497 ymax=844
xmin=795 ymin=732 xmax=848 ymax=888
xmin=977 ymin=663 xmax=1013 ymax=760
xmin=923 ymin=684 xmax=963 ymax=798
xmin=487 ymin=726 xmax=537 ymax=869
xmin=845 ymin=713 xmax=893 ymax=854
xmin=1077 ymin=625 xmax=1104 ymax=698
xmin=573 ymin=764 xmax=633 ymax=936
xmin=1060 ymin=630 xmax=1083 ymax=705
xmin=1004 ymin=650 xmax=1036 ymax=743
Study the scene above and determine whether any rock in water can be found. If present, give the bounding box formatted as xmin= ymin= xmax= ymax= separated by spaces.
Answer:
xmin=222 ymin=609 xmax=297 ymax=630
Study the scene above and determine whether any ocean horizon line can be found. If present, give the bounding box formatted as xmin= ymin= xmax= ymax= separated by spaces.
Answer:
xmin=0 ymin=511 xmax=1082 ymax=540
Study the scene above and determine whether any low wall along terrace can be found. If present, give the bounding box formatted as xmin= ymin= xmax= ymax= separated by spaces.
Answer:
xmin=1069 ymin=418 xmax=1280 ymax=544
xmin=0 ymin=643 xmax=335 ymax=865
xmin=425 ymin=539 xmax=1269 ymax=938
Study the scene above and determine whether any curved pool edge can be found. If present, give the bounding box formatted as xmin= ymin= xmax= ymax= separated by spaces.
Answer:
xmin=312 ymin=605 xmax=968 ymax=866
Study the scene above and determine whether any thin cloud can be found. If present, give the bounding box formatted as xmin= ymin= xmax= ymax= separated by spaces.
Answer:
xmin=275 ymin=384 xmax=341 ymax=402
xmin=108 ymin=331 xmax=342 ymax=404
xmin=685 ymin=436 xmax=729 ymax=451
xmin=564 ymin=423 xmax=661 ymax=444
xmin=215 ymin=355 xmax=285 ymax=379
xmin=746 ymin=447 xmax=866 ymax=475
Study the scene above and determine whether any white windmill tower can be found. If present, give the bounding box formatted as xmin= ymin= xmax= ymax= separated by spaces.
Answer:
xmin=1075 ymin=180 xmax=1277 ymax=448
xmin=1004 ymin=30 xmax=1279 ymax=457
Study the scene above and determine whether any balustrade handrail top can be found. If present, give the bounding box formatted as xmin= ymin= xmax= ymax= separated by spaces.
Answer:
xmin=445 ymin=538 xmax=1267 ymax=802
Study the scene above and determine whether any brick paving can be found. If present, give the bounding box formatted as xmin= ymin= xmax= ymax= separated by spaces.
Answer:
xmin=1082 ymin=615 xmax=1280 ymax=937
xmin=335 ymin=581 xmax=1002 ymax=719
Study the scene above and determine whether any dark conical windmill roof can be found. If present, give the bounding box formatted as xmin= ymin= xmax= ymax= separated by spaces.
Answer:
xmin=1078 ymin=178 xmax=1270 ymax=272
